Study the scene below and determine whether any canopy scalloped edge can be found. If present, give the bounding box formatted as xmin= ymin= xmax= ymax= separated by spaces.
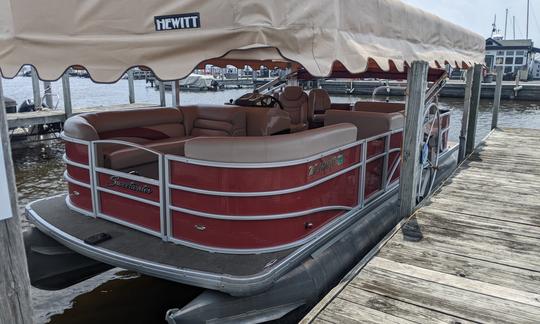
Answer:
xmin=0 ymin=0 xmax=485 ymax=83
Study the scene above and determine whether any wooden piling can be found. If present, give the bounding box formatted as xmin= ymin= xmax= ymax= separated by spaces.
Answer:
xmin=127 ymin=70 xmax=135 ymax=104
xmin=465 ymin=64 xmax=483 ymax=156
xmin=0 ymin=76 xmax=33 ymax=324
xmin=172 ymin=81 xmax=180 ymax=107
xmin=62 ymin=73 xmax=73 ymax=118
xmin=158 ymin=81 xmax=166 ymax=107
xmin=399 ymin=61 xmax=429 ymax=219
xmin=491 ymin=66 xmax=503 ymax=130
xmin=458 ymin=67 xmax=474 ymax=163
xmin=30 ymin=67 xmax=42 ymax=108
xmin=43 ymin=81 xmax=53 ymax=108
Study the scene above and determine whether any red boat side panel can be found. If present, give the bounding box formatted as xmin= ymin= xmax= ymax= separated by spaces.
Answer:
xmin=96 ymin=173 xmax=160 ymax=203
xmin=171 ymin=210 xmax=344 ymax=249
xmin=98 ymin=192 xmax=161 ymax=232
xmin=170 ymin=169 xmax=360 ymax=216
xmin=390 ymin=132 xmax=402 ymax=149
xmin=65 ymin=142 xmax=89 ymax=164
xmin=367 ymin=139 xmax=385 ymax=159
xmin=365 ymin=157 xmax=384 ymax=199
xmin=67 ymin=183 xmax=93 ymax=213
xmin=388 ymin=152 xmax=401 ymax=184
xmin=169 ymin=145 xmax=361 ymax=193
xmin=67 ymin=165 xmax=90 ymax=184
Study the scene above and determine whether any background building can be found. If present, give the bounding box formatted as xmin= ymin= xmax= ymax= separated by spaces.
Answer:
xmin=485 ymin=37 xmax=540 ymax=80
xmin=531 ymin=58 xmax=540 ymax=80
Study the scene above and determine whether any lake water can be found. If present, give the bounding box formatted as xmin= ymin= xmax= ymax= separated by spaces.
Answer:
xmin=3 ymin=77 xmax=540 ymax=323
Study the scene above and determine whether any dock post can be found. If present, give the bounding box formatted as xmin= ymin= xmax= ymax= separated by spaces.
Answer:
xmin=43 ymin=81 xmax=53 ymax=108
xmin=127 ymin=70 xmax=135 ymax=104
xmin=459 ymin=67 xmax=474 ymax=163
xmin=171 ymin=81 xmax=180 ymax=107
xmin=62 ymin=73 xmax=73 ymax=118
xmin=399 ymin=61 xmax=429 ymax=219
xmin=491 ymin=66 xmax=503 ymax=130
xmin=465 ymin=64 xmax=483 ymax=156
xmin=30 ymin=67 xmax=42 ymax=108
xmin=0 ymin=75 xmax=34 ymax=324
xmin=158 ymin=81 xmax=166 ymax=107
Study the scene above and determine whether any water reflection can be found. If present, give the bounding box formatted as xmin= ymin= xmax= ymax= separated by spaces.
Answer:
xmin=8 ymin=85 xmax=539 ymax=323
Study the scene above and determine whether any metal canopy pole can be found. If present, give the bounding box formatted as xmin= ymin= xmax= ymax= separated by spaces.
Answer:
xmin=62 ymin=72 xmax=73 ymax=118
xmin=491 ymin=66 xmax=504 ymax=130
xmin=30 ymin=67 xmax=42 ymax=108
xmin=127 ymin=70 xmax=135 ymax=104
xmin=399 ymin=61 xmax=429 ymax=219
xmin=158 ymin=81 xmax=166 ymax=107
xmin=459 ymin=67 xmax=474 ymax=163
xmin=465 ymin=64 xmax=483 ymax=156
xmin=0 ymin=76 xmax=34 ymax=324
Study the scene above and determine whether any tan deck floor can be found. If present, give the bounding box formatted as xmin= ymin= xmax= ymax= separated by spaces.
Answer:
xmin=303 ymin=128 xmax=540 ymax=324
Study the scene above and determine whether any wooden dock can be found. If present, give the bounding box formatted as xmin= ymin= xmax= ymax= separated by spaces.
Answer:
xmin=303 ymin=128 xmax=540 ymax=324
xmin=7 ymin=103 xmax=156 ymax=129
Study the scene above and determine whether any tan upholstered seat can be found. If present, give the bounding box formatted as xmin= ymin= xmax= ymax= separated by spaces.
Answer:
xmin=64 ymin=108 xmax=190 ymax=170
xmin=279 ymin=86 xmax=309 ymax=132
xmin=354 ymin=101 xmax=405 ymax=113
xmin=64 ymin=108 xmax=186 ymax=142
xmin=104 ymin=137 xmax=194 ymax=170
xmin=184 ymin=124 xmax=357 ymax=163
xmin=308 ymin=89 xmax=332 ymax=124
xmin=180 ymin=105 xmax=247 ymax=137
xmin=325 ymin=110 xmax=404 ymax=140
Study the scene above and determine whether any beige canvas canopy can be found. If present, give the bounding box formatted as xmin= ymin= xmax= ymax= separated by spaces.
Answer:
xmin=0 ymin=0 xmax=485 ymax=82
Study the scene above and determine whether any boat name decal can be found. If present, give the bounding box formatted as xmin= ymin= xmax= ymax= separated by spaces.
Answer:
xmin=108 ymin=176 xmax=153 ymax=195
xmin=154 ymin=13 xmax=201 ymax=31
xmin=308 ymin=154 xmax=345 ymax=177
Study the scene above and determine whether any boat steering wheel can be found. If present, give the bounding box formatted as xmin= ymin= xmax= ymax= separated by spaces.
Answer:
xmin=258 ymin=95 xmax=284 ymax=110
xmin=417 ymin=102 xmax=442 ymax=203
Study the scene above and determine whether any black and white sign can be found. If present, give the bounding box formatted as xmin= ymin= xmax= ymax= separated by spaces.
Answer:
xmin=154 ymin=13 xmax=201 ymax=31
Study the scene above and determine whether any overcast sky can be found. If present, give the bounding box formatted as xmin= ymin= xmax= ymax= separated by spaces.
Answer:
xmin=402 ymin=0 xmax=540 ymax=45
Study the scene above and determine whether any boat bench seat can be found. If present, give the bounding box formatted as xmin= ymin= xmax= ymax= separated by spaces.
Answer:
xmin=180 ymin=104 xmax=291 ymax=137
xmin=354 ymin=101 xmax=405 ymax=113
xmin=64 ymin=105 xmax=292 ymax=170
xmin=184 ymin=123 xmax=357 ymax=163
xmin=325 ymin=110 xmax=404 ymax=140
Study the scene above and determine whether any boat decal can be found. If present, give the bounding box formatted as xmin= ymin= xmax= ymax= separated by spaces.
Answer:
xmin=308 ymin=154 xmax=345 ymax=177
xmin=154 ymin=13 xmax=201 ymax=31
xmin=107 ymin=176 xmax=153 ymax=194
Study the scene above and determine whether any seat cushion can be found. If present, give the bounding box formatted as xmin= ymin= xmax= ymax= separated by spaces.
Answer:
xmin=325 ymin=110 xmax=404 ymax=140
xmin=308 ymin=89 xmax=332 ymax=121
xmin=180 ymin=105 xmax=247 ymax=137
xmin=184 ymin=124 xmax=357 ymax=163
xmin=64 ymin=107 xmax=186 ymax=141
xmin=354 ymin=101 xmax=405 ymax=113
xmin=279 ymin=86 xmax=308 ymax=126
xmin=104 ymin=137 xmax=193 ymax=170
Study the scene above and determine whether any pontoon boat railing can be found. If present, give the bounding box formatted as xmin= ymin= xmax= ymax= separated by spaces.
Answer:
xmin=60 ymin=118 xmax=459 ymax=252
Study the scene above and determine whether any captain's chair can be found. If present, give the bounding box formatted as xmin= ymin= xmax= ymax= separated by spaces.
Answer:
xmin=308 ymin=89 xmax=332 ymax=124
xmin=279 ymin=86 xmax=309 ymax=132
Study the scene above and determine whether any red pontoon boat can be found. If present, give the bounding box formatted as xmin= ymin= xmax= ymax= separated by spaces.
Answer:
xmin=0 ymin=0 xmax=485 ymax=322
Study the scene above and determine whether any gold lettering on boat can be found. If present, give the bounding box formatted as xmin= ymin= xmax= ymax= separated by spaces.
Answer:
xmin=308 ymin=154 xmax=345 ymax=177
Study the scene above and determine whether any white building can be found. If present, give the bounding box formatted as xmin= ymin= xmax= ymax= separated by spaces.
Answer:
xmin=531 ymin=58 xmax=540 ymax=80
xmin=485 ymin=37 xmax=540 ymax=80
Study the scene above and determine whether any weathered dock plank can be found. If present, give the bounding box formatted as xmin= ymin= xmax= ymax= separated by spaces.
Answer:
xmin=303 ymin=128 xmax=540 ymax=324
